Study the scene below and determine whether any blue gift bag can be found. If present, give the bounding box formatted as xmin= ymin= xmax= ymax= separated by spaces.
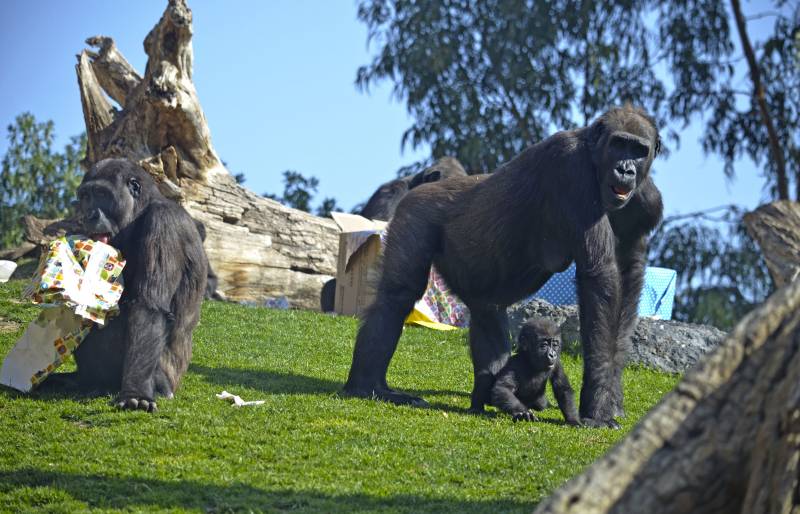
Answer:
xmin=532 ymin=263 xmax=677 ymax=319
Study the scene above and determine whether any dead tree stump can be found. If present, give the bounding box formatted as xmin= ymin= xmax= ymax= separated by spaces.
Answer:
xmin=71 ymin=0 xmax=338 ymax=309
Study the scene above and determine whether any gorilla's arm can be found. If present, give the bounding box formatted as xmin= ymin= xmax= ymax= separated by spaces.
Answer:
xmin=118 ymin=203 xmax=185 ymax=409
xmin=550 ymin=362 xmax=580 ymax=426
xmin=609 ymin=177 xmax=664 ymax=416
xmin=490 ymin=366 xmax=536 ymax=421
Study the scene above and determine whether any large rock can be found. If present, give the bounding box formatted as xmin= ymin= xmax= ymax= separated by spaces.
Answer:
xmin=508 ymin=299 xmax=726 ymax=374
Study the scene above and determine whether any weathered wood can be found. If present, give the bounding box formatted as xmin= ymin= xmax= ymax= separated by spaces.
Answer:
xmin=69 ymin=0 xmax=339 ymax=309
xmin=533 ymin=278 xmax=800 ymax=514
xmin=0 ymin=242 xmax=36 ymax=261
xmin=743 ymin=200 xmax=800 ymax=288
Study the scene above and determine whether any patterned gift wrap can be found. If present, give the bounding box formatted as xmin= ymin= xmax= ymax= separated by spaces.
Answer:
xmin=0 ymin=236 xmax=126 ymax=392
xmin=25 ymin=236 xmax=125 ymax=324
xmin=29 ymin=311 xmax=93 ymax=387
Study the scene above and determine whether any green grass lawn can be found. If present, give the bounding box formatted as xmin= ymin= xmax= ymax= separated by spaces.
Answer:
xmin=0 ymin=279 xmax=679 ymax=513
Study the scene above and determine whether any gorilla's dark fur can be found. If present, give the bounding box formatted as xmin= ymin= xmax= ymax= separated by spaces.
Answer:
xmin=360 ymin=156 xmax=467 ymax=221
xmin=320 ymin=157 xmax=467 ymax=312
xmin=343 ymin=105 xmax=663 ymax=428
xmin=489 ymin=318 xmax=579 ymax=425
xmin=45 ymin=158 xmax=207 ymax=412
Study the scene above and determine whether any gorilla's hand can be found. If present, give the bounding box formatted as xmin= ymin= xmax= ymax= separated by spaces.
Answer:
xmin=512 ymin=410 xmax=537 ymax=422
xmin=116 ymin=395 xmax=158 ymax=413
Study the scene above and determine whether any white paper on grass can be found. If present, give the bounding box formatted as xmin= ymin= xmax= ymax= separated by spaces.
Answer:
xmin=216 ymin=390 xmax=265 ymax=407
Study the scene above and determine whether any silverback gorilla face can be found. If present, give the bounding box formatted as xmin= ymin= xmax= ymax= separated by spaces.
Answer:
xmin=593 ymin=109 xmax=662 ymax=211
xmin=76 ymin=160 xmax=155 ymax=244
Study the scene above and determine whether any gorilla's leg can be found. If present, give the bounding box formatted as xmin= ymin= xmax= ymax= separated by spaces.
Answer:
xmin=530 ymin=395 xmax=550 ymax=411
xmin=70 ymin=322 xmax=126 ymax=392
xmin=468 ymin=305 xmax=511 ymax=413
xmin=320 ymin=278 xmax=336 ymax=312
xmin=343 ymin=221 xmax=435 ymax=406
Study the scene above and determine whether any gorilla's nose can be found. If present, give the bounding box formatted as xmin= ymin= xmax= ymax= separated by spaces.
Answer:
xmin=614 ymin=162 xmax=636 ymax=178
xmin=87 ymin=208 xmax=101 ymax=221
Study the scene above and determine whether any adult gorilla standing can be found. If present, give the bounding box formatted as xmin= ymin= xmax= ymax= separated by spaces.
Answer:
xmin=343 ymin=105 xmax=664 ymax=428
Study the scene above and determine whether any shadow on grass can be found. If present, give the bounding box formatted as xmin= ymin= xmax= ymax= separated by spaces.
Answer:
xmin=190 ymin=364 xmax=341 ymax=395
xmin=0 ymin=469 xmax=532 ymax=513
xmin=190 ymin=364 xmax=471 ymax=399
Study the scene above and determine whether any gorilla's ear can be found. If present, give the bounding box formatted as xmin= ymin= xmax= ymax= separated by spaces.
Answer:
xmin=517 ymin=332 xmax=531 ymax=352
xmin=655 ymin=135 xmax=663 ymax=156
xmin=128 ymin=177 xmax=142 ymax=198
xmin=424 ymin=170 xmax=442 ymax=183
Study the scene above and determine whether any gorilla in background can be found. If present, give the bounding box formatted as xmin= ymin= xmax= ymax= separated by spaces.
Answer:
xmin=43 ymin=158 xmax=207 ymax=412
xmin=319 ymin=157 xmax=467 ymax=312
xmin=360 ymin=156 xmax=468 ymax=221
xmin=193 ymin=219 xmax=223 ymax=300
xmin=343 ymin=105 xmax=663 ymax=428
xmin=489 ymin=318 xmax=580 ymax=426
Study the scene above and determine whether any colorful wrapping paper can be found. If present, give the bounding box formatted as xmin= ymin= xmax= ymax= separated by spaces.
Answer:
xmin=0 ymin=236 xmax=125 ymax=392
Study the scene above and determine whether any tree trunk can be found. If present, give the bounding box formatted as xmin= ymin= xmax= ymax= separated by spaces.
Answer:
xmin=70 ymin=0 xmax=339 ymax=309
xmin=743 ymin=200 xmax=800 ymax=288
xmin=532 ymin=278 xmax=800 ymax=514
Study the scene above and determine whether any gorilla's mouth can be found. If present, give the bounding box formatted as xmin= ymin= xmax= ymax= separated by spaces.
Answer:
xmin=611 ymin=185 xmax=632 ymax=200
xmin=90 ymin=233 xmax=112 ymax=245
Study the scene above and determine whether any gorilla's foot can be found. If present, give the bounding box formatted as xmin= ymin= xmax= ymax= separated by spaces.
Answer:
xmin=115 ymin=395 xmax=158 ymax=413
xmin=580 ymin=417 xmax=621 ymax=429
xmin=342 ymin=385 xmax=429 ymax=407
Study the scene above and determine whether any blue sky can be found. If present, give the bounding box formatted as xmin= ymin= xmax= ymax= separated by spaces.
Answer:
xmin=0 ymin=1 xmax=781 ymax=216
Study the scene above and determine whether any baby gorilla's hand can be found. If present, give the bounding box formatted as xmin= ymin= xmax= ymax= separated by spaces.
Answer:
xmin=512 ymin=410 xmax=537 ymax=422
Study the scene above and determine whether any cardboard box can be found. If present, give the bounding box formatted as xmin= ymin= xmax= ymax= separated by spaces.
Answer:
xmin=330 ymin=212 xmax=387 ymax=317
xmin=330 ymin=213 xmax=468 ymax=329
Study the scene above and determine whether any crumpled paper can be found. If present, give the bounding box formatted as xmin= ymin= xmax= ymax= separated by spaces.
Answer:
xmin=216 ymin=390 xmax=265 ymax=407
xmin=0 ymin=236 xmax=125 ymax=392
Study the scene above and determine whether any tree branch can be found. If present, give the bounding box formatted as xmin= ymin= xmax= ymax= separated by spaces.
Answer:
xmin=730 ymin=0 xmax=789 ymax=200
xmin=85 ymin=36 xmax=142 ymax=106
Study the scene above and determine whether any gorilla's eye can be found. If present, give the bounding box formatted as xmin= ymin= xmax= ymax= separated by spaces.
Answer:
xmin=128 ymin=178 xmax=141 ymax=198
xmin=630 ymin=140 xmax=650 ymax=159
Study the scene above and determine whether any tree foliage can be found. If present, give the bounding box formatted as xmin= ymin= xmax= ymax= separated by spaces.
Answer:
xmin=263 ymin=170 xmax=340 ymax=218
xmin=357 ymin=0 xmax=799 ymax=193
xmin=648 ymin=206 xmax=773 ymax=329
xmin=0 ymin=113 xmax=86 ymax=249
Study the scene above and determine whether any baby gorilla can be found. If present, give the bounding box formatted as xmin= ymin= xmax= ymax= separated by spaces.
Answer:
xmin=489 ymin=318 xmax=580 ymax=425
